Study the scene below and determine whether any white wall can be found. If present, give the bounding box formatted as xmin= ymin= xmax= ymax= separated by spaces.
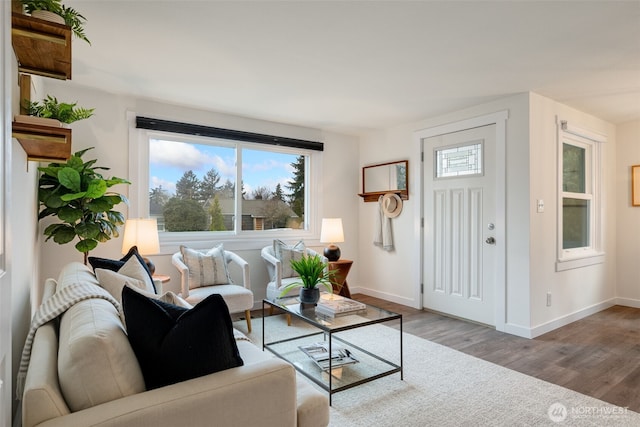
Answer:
xmin=357 ymin=93 xmax=531 ymax=332
xmin=357 ymin=92 xmax=622 ymax=338
xmin=0 ymin=2 xmax=11 ymax=425
xmin=37 ymin=79 xmax=360 ymax=305
xmin=528 ymin=93 xmax=617 ymax=335
xmin=615 ymin=120 xmax=640 ymax=305
xmin=4 ymin=4 xmax=41 ymax=423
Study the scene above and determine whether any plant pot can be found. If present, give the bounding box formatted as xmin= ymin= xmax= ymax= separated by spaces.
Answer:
xmin=30 ymin=10 xmax=65 ymax=25
xmin=299 ymin=287 xmax=320 ymax=304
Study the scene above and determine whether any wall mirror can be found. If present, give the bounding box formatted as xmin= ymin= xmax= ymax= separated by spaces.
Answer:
xmin=359 ymin=160 xmax=409 ymax=202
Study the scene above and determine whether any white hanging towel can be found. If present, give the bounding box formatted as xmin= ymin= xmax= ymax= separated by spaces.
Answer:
xmin=373 ymin=195 xmax=394 ymax=251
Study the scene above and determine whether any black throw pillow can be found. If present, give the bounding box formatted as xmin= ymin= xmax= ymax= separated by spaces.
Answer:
xmin=122 ymin=286 xmax=244 ymax=390
xmin=88 ymin=246 xmax=156 ymax=292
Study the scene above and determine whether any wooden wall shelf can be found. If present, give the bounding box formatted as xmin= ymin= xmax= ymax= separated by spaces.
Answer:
xmin=11 ymin=12 xmax=72 ymax=80
xmin=12 ymin=122 xmax=72 ymax=162
xmin=358 ymin=191 xmax=408 ymax=203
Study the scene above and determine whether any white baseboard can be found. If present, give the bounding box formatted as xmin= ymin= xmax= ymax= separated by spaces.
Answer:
xmin=351 ymin=286 xmax=420 ymax=309
xmin=528 ymin=299 xmax=615 ymax=338
xmin=613 ymin=297 xmax=640 ymax=308
xmin=502 ymin=323 xmax=534 ymax=339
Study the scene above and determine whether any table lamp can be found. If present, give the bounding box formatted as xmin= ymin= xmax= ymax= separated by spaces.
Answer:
xmin=320 ymin=218 xmax=344 ymax=262
xmin=122 ymin=218 xmax=160 ymax=274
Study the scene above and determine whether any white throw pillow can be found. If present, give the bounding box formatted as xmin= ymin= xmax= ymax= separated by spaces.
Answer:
xmin=96 ymin=268 xmax=192 ymax=309
xmin=96 ymin=269 xmax=150 ymax=304
xmin=180 ymin=244 xmax=231 ymax=289
xmin=274 ymin=240 xmax=305 ymax=279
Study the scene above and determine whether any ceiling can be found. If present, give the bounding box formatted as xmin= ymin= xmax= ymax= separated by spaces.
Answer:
xmin=67 ymin=1 xmax=640 ymax=135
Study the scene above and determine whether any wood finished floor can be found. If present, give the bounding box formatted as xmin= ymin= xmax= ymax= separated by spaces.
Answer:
xmin=346 ymin=295 xmax=640 ymax=413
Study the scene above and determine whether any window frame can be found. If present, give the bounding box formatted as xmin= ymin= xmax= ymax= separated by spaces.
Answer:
xmin=128 ymin=120 xmax=322 ymax=251
xmin=556 ymin=119 xmax=605 ymax=271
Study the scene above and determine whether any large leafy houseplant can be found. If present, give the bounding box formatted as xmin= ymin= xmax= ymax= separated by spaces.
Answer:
xmin=38 ymin=148 xmax=130 ymax=264
xmin=279 ymin=255 xmax=334 ymax=301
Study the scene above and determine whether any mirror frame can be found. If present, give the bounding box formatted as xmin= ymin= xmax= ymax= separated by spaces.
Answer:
xmin=359 ymin=160 xmax=409 ymax=202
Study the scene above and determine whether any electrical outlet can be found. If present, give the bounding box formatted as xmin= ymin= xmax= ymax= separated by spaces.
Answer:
xmin=537 ymin=199 xmax=545 ymax=213
xmin=546 ymin=292 xmax=552 ymax=307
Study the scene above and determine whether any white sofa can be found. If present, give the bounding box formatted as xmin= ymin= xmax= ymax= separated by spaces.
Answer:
xmin=22 ymin=262 xmax=329 ymax=427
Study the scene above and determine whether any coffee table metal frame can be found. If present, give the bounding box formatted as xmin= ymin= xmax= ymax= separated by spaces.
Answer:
xmin=262 ymin=297 xmax=403 ymax=405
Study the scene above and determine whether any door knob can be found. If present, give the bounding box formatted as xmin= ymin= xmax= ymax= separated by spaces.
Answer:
xmin=485 ymin=237 xmax=496 ymax=245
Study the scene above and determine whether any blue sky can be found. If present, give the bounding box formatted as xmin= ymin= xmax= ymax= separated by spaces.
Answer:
xmin=149 ymin=139 xmax=299 ymax=198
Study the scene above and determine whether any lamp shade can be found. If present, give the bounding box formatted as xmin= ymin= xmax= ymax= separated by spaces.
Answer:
xmin=121 ymin=218 xmax=160 ymax=255
xmin=320 ymin=218 xmax=344 ymax=244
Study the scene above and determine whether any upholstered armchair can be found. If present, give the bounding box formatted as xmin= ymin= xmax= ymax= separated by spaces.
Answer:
xmin=172 ymin=245 xmax=253 ymax=332
xmin=261 ymin=241 xmax=327 ymax=302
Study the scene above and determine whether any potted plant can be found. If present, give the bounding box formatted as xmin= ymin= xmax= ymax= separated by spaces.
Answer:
xmin=21 ymin=95 xmax=94 ymax=126
xmin=20 ymin=0 xmax=90 ymax=44
xmin=38 ymin=147 xmax=130 ymax=265
xmin=279 ymin=255 xmax=334 ymax=304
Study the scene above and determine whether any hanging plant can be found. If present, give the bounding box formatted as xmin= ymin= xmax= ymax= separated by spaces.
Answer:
xmin=38 ymin=147 xmax=130 ymax=264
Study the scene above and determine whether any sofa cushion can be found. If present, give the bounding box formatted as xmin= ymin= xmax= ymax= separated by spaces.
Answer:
xmin=180 ymin=244 xmax=231 ymax=289
xmin=122 ymin=286 xmax=243 ymax=390
xmin=88 ymin=246 xmax=156 ymax=292
xmin=273 ymin=239 xmax=305 ymax=278
xmin=58 ymin=296 xmax=145 ymax=412
xmin=95 ymin=255 xmax=155 ymax=300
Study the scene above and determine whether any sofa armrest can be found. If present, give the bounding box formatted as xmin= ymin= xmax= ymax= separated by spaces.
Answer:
xmin=35 ymin=359 xmax=298 ymax=427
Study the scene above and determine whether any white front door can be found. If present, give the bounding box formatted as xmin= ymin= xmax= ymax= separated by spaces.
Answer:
xmin=422 ymin=125 xmax=497 ymax=326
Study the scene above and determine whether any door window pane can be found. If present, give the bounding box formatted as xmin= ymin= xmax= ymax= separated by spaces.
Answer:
xmin=435 ymin=141 xmax=482 ymax=178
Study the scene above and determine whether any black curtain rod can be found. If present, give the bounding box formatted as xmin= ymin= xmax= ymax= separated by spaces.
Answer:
xmin=136 ymin=116 xmax=324 ymax=151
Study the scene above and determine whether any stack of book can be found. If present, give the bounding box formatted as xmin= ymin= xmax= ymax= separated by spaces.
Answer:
xmin=299 ymin=341 xmax=358 ymax=371
xmin=315 ymin=294 xmax=366 ymax=317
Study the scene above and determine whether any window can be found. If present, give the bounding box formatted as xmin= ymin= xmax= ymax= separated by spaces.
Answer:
xmin=435 ymin=141 xmax=483 ymax=179
xmin=557 ymin=120 xmax=605 ymax=270
xmin=128 ymin=115 xmax=322 ymax=245
xmin=149 ymin=137 xmax=308 ymax=234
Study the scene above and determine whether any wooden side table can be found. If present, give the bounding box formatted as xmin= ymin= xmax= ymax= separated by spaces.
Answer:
xmin=328 ymin=259 xmax=353 ymax=298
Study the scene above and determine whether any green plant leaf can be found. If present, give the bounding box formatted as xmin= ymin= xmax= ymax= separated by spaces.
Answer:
xmin=58 ymin=167 xmax=81 ymax=192
xmin=106 ymin=177 xmax=131 ymax=187
xmin=60 ymin=191 xmax=87 ymax=202
xmin=85 ymin=179 xmax=107 ymax=199
xmin=76 ymin=239 xmax=98 ymax=253
xmin=75 ymin=222 xmax=100 ymax=239
xmin=85 ymin=198 xmax=112 ymax=213
xmin=57 ymin=206 xmax=82 ymax=223
xmin=50 ymin=226 xmax=76 ymax=244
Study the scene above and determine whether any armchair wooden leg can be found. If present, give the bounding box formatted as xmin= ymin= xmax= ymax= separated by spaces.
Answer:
xmin=245 ymin=310 xmax=252 ymax=333
xmin=287 ymin=314 xmax=291 ymax=326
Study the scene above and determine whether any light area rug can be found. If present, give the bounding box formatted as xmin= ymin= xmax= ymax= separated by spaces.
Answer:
xmin=234 ymin=315 xmax=640 ymax=426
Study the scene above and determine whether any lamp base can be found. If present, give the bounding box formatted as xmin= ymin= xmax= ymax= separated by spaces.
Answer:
xmin=324 ymin=245 xmax=341 ymax=262
xmin=142 ymin=257 xmax=156 ymax=275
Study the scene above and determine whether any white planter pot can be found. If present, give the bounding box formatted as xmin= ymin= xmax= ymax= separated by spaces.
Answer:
xmin=30 ymin=10 xmax=65 ymax=25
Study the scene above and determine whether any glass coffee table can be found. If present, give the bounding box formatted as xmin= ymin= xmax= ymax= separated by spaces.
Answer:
xmin=262 ymin=296 xmax=403 ymax=405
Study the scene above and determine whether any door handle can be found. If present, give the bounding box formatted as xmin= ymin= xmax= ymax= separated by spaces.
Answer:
xmin=485 ymin=237 xmax=496 ymax=245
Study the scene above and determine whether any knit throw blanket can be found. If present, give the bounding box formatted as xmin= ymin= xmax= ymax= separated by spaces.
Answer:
xmin=15 ymin=281 xmax=120 ymax=400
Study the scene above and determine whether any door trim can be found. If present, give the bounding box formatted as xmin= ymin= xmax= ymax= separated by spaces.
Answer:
xmin=413 ymin=110 xmax=508 ymax=332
